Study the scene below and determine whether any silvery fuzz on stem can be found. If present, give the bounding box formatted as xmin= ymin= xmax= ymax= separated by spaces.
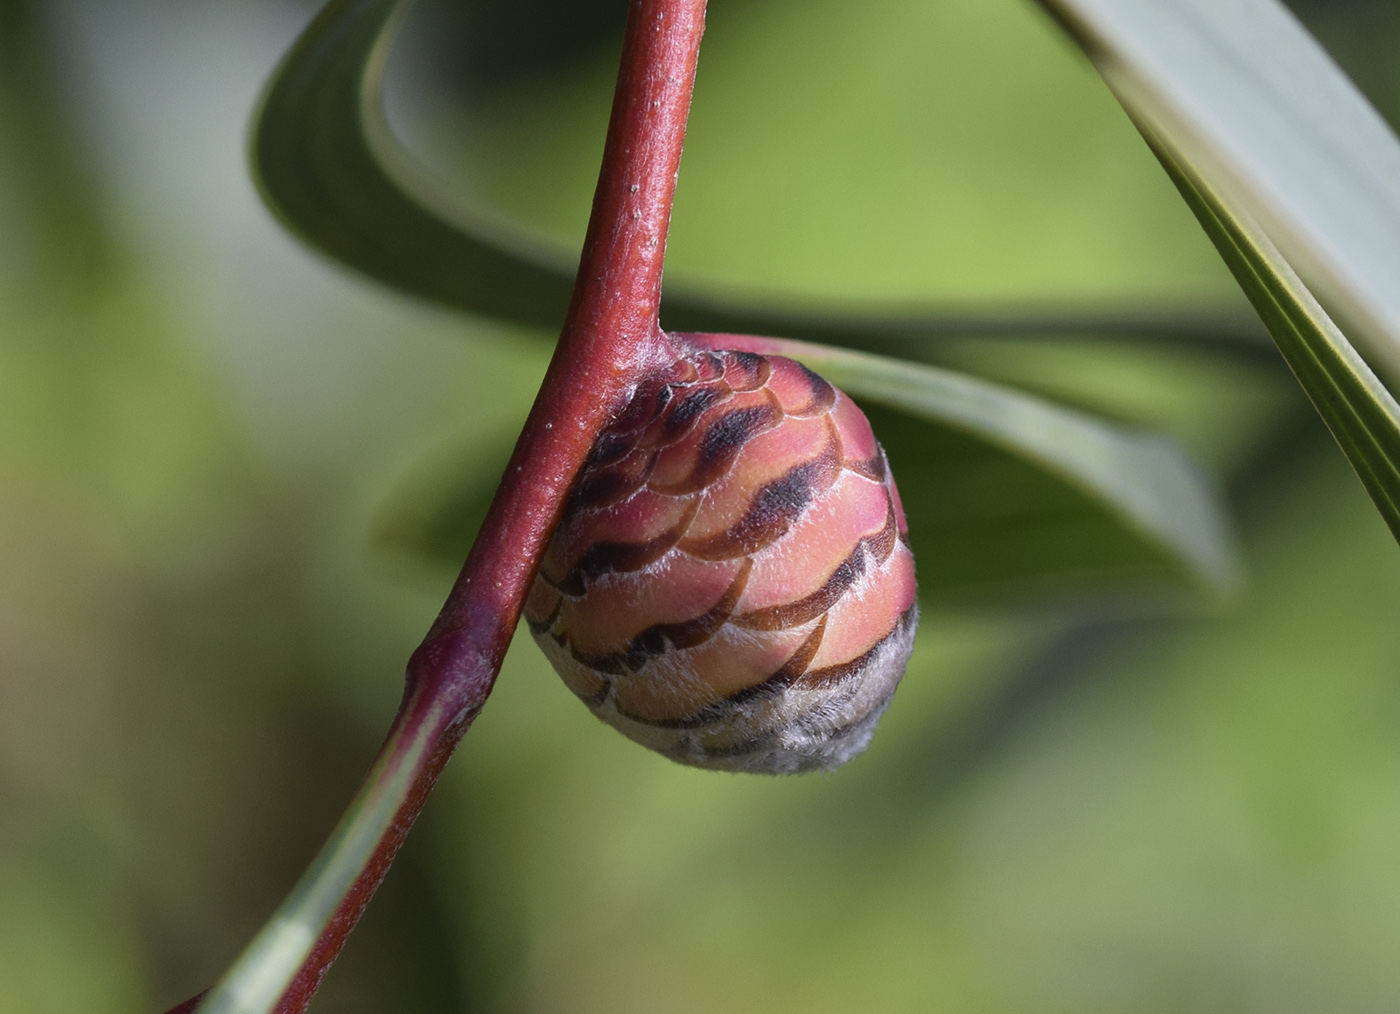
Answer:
xmin=526 ymin=346 xmax=918 ymax=773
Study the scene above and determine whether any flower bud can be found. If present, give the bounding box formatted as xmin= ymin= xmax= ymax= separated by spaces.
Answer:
xmin=525 ymin=348 xmax=918 ymax=773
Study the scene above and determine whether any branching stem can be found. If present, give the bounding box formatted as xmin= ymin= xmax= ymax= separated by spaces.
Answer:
xmin=183 ymin=1 xmax=707 ymax=1011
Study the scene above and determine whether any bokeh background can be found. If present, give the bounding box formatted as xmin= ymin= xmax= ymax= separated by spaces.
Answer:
xmin=4 ymin=0 xmax=1400 ymax=1010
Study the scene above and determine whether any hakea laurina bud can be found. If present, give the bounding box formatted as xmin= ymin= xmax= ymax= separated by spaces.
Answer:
xmin=525 ymin=346 xmax=918 ymax=773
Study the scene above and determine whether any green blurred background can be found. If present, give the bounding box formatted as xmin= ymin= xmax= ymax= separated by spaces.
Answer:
xmin=4 ymin=0 xmax=1400 ymax=1010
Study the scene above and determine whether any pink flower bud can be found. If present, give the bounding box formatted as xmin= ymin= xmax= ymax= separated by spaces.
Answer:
xmin=525 ymin=348 xmax=918 ymax=772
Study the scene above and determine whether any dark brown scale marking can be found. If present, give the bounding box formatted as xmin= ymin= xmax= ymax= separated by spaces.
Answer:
xmin=589 ymin=429 xmax=638 ymax=468
xmin=695 ymin=351 xmax=726 ymax=382
xmin=793 ymin=709 xmax=870 ymax=744
xmin=668 ymin=731 xmax=776 ymax=760
xmin=618 ymin=616 xmax=828 ymax=729
xmin=788 ymin=653 xmax=866 ymax=692
xmin=734 ymin=558 xmax=857 ymax=631
xmin=695 ymin=399 xmax=781 ymax=475
xmin=679 ymin=445 xmax=841 ymax=560
xmin=664 ymin=357 xmax=701 ymax=386
xmin=787 ymin=362 xmax=837 ymax=417
xmin=568 ymin=448 xmax=659 ymax=511
xmin=793 ymin=603 xmax=917 ymax=691
xmin=574 ymin=681 xmax=612 ymax=708
xmin=866 ymin=497 xmax=899 ymax=564
xmin=724 ymin=351 xmax=771 ymax=391
xmin=525 ymin=592 xmax=562 ymax=636
xmin=607 ymin=379 xmax=673 ymax=439
xmin=617 ymin=702 xmax=718 ymax=730
xmin=657 ymin=385 xmax=728 ymax=443
xmin=726 ymin=614 xmax=827 ymax=703
xmin=732 ymin=499 xmax=898 ymax=631
xmin=792 ymin=678 xmax=862 ymax=730
xmin=844 ymin=448 xmax=888 ymax=483
xmin=652 ymin=398 xmax=782 ymax=496
xmin=571 ymin=560 xmax=752 ymax=675
xmin=551 ymin=498 xmax=699 ymax=595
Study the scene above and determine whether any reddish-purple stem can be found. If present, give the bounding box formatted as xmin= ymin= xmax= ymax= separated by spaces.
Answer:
xmin=167 ymin=1 xmax=707 ymax=1012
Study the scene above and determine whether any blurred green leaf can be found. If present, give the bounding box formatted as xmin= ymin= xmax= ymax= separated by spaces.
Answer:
xmin=927 ymin=334 xmax=1292 ymax=476
xmin=1151 ymin=137 xmax=1400 ymax=541
xmin=757 ymin=338 xmax=1238 ymax=602
xmin=377 ymin=338 xmax=1238 ymax=603
xmin=0 ymin=0 xmax=113 ymax=303
xmin=1040 ymin=0 xmax=1400 ymax=375
xmin=252 ymin=0 xmax=576 ymax=327
xmin=266 ymin=0 xmax=1243 ymax=606
xmin=253 ymin=0 xmax=1262 ymax=350
xmin=1039 ymin=0 xmax=1400 ymax=542
xmin=369 ymin=424 xmax=518 ymax=579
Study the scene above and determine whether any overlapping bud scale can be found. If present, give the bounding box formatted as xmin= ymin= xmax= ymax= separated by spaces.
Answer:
xmin=525 ymin=348 xmax=918 ymax=772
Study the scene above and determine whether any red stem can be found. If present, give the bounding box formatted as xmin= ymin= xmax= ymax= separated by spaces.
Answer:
xmin=270 ymin=688 xmax=464 ymax=1013
xmin=409 ymin=0 xmax=707 ymax=701
xmin=170 ymin=2 xmax=708 ymax=1012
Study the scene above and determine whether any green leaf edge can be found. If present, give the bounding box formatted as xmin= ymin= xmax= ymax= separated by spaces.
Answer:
xmin=1035 ymin=0 xmax=1400 ymax=543
xmin=1037 ymin=0 xmax=1400 ymax=376
xmin=738 ymin=336 xmax=1240 ymax=598
xmin=251 ymin=0 xmax=1264 ymax=351
xmin=251 ymin=0 xmax=578 ymax=328
xmin=1145 ymin=131 xmax=1400 ymax=539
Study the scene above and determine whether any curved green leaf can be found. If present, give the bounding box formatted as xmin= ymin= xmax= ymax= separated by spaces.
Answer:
xmin=259 ymin=0 xmax=1240 ymax=599
xmin=744 ymin=337 xmax=1238 ymax=601
xmin=252 ymin=0 xmax=1263 ymax=351
xmin=1039 ymin=0 xmax=1400 ymax=376
xmin=377 ymin=337 xmax=1239 ymax=604
xmin=1038 ymin=0 xmax=1400 ymax=543
xmin=252 ymin=0 xmax=575 ymax=327
xmin=1148 ymin=133 xmax=1400 ymax=538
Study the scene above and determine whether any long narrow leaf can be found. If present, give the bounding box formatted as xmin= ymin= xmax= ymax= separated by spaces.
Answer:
xmin=1038 ymin=0 xmax=1400 ymax=376
xmin=379 ymin=336 xmax=1239 ymax=602
xmin=1146 ymin=131 xmax=1400 ymax=538
xmin=734 ymin=336 xmax=1239 ymax=599
xmin=262 ymin=0 xmax=1240 ymax=602
xmin=253 ymin=0 xmax=1263 ymax=351
xmin=1037 ymin=0 xmax=1400 ymax=543
xmin=252 ymin=0 xmax=576 ymax=327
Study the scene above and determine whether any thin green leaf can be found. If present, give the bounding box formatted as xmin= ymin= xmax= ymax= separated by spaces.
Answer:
xmin=773 ymin=339 xmax=1238 ymax=601
xmin=1039 ymin=0 xmax=1400 ymax=375
xmin=377 ymin=340 xmax=1238 ymax=603
xmin=253 ymin=0 xmax=1263 ymax=352
xmin=1037 ymin=0 xmax=1400 ymax=542
xmin=252 ymin=0 xmax=576 ymax=327
xmin=1147 ymin=132 xmax=1400 ymax=538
